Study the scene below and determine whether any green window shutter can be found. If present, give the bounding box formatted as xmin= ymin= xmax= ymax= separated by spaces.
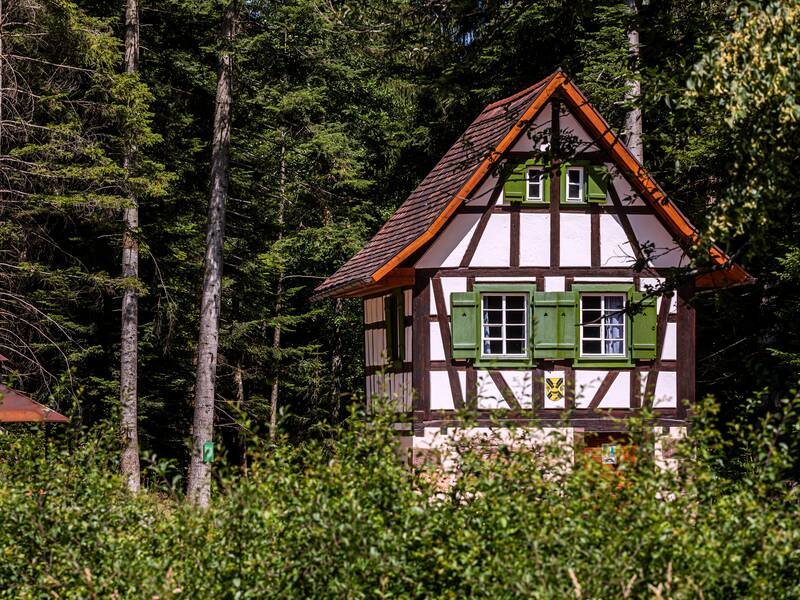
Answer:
xmin=451 ymin=291 xmax=479 ymax=359
xmin=503 ymin=161 xmax=526 ymax=204
xmin=630 ymin=292 xmax=657 ymax=359
xmin=586 ymin=165 xmax=609 ymax=203
xmin=533 ymin=291 xmax=578 ymax=359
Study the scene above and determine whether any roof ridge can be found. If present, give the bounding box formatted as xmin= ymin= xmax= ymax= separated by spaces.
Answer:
xmin=481 ymin=71 xmax=557 ymax=112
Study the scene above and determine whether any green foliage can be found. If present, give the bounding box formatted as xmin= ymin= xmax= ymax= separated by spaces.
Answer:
xmin=2 ymin=401 xmax=800 ymax=597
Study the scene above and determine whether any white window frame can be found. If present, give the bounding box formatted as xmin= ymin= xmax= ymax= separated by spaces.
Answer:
xmin=480 ymin=293 xmax=528 ymax=358
xmin=566 ymin=167 xmax=584 ymax=202
xmin=526 ymin=167 xmax=544 ymax=202
xmin=579 ymin=293 xmax=627 ymax=357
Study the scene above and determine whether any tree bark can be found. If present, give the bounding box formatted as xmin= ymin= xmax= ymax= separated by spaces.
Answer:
xmin=623 ymin=0 xmax=643 ymax=164
xmin=187 ymin=0 xmax=238 ymax=508
xmin=269 ymin=139 xmax=286 ymax=441
xmin=120 ymin=0 xmax=141 ymax=494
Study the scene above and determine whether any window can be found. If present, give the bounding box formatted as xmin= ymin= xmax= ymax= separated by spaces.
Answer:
xmin=566 ymin=167 xmax=584 ymax=202
xmin=526 ymin=168 xmax=544 ymax=201
xmin=580 ymin=294 xmax=626 ymax=356
xmin=481 ymin=294 xmax=527 ymax=357
xmin=384 ymin=289 xmax=405 ymax=367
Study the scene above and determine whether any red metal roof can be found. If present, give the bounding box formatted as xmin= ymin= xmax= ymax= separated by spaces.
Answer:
xmin=0 ymin=385 xmax=69 ymax=423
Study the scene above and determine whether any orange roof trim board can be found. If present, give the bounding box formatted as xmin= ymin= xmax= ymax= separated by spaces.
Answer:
xmin=315 ymin=70 xmax=750 ymax=299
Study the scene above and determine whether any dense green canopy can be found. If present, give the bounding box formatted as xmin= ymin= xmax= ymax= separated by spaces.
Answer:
xmin=1 ymin=0 xmax=798 ymax=471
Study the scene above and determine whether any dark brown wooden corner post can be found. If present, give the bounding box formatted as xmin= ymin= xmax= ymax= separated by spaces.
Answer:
xmin=676 ymin=285 xmax=696 ymax=419
xmin=412 ymin=275 xmax=429 ymax=435
xmin=549 ymin=99 xmax=561 ymax=269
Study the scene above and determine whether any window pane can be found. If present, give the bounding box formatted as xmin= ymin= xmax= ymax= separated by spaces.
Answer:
xmin=484 ymin=326 xmax=502 ymax=338
xmin=605 ymin=340 xmax=624 ymax=354
xmin=605 ymin=296 xmax=624 ymax=310
xmin=582 ymin=310 xmax=602 ymax=325
xmin=606 ymin=311 xmax=624 ymax=325
xmin=583 ymin=325 xmax=601 ymax=339
xmin=568 ymin=169 xmax=581 ymax=184
xmin=484 ymin=310 xmax=502 ymax=324
xmin=506 ymin=296 xmax=525 ymax=310
xmin=605 ymin=325 xmax=624 ymax=340
xmin=527 ymin=170 xmax=542 ymax=199
xmin=506 ymin=340 xmax=525 ymax=355
xmin=583 ymin=340 xmax=602 ymax=354
xmin=506 ymin=325 xmax=525 ymax=340
xmin=487 ymin=340 xmax=503 ymax=354
xmin=484 ymin=296 xmax=502 ymax=309
xmin=582 ymin=296 xmax=601 ymax=309
xmin=506 ymin=310 xmax=525 ymax=324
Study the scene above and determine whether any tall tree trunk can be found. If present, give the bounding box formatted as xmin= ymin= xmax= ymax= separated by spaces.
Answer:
xmin=120 ymin=0 xmax=141 ymax=494
xmin=331 ymin=297 xmax=344 ymax=423
xmin=187 ymin=0 xmax=238 ymax=508
xmin=269 ymin=139 xmax=286 ymax=441
xmin=623 ymin=0 xmax=643 ymax=164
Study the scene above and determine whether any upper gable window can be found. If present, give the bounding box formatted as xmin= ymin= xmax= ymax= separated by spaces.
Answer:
xmin=526 ymin=168 xmax=545 ymax=202
xmin=566 ymin=167 xmax=584 ymax=202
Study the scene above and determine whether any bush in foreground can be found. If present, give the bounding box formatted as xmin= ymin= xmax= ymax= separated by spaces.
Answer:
xmin=1 ymin=398 xmax=800 ymax=598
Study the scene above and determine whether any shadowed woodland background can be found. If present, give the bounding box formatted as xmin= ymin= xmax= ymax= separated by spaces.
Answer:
xmin=2 ymin=0 xmax=799 ymax=472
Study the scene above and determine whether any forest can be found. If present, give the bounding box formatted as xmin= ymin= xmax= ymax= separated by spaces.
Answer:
xmin=1 ymin=0 xmax=800 ymax=596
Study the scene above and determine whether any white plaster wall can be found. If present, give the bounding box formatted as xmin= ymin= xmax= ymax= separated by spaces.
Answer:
xmin=470 ymin=213 xmax=511 ymax=267
xmin=429 ymin=370 xmax=464 ymax=411
xmin=560 ymin=213 xmax=592 ymax=266
xmin=519 ymin=213 xmax=551 ymax=266
xmin=508 ymin=101 xmax=554 ymax=154
xmin=475 ymin=371 xmax=506 ymax=409
xmin=662 ymin=323 xmax=677 ymax=361
xmin=610 ymin=173 xmax=646 ymax=206
xmin=431 ymin=277 xmax=467 ymax=315
xmin=474 ymin=370 xmax=533 ymax=410
xmin=629 ymin=215 xmax=686 ymax=268
xmin=558 ymin=109 xmax=598 ymax=149
xmin=467 ymin=171 xmax=501 ymax=207
xmin=415 ymin=213 xmax=481 ymax=268
xmin=652 ymin=371 xmax=677 ymax=408
xmin=575 ymin=370 xmax=630 ymax=409
xmin=544 ymin=276 xmax=565 ymax=292
xmin=430 ymin=322 xmax=445 ymax=361
xmin=599 ymin=213 xmax=636 ymax=267
xmin=597 ymin=372 xmax=631 ymax=409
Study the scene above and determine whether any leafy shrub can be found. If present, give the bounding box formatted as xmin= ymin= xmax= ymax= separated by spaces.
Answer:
xmin=1 ymin=398 xmax=799 ymax=598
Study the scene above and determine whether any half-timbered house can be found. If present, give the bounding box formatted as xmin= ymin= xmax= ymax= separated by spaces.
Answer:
xmin=314 ymin=70 xmax=750 ymax=461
